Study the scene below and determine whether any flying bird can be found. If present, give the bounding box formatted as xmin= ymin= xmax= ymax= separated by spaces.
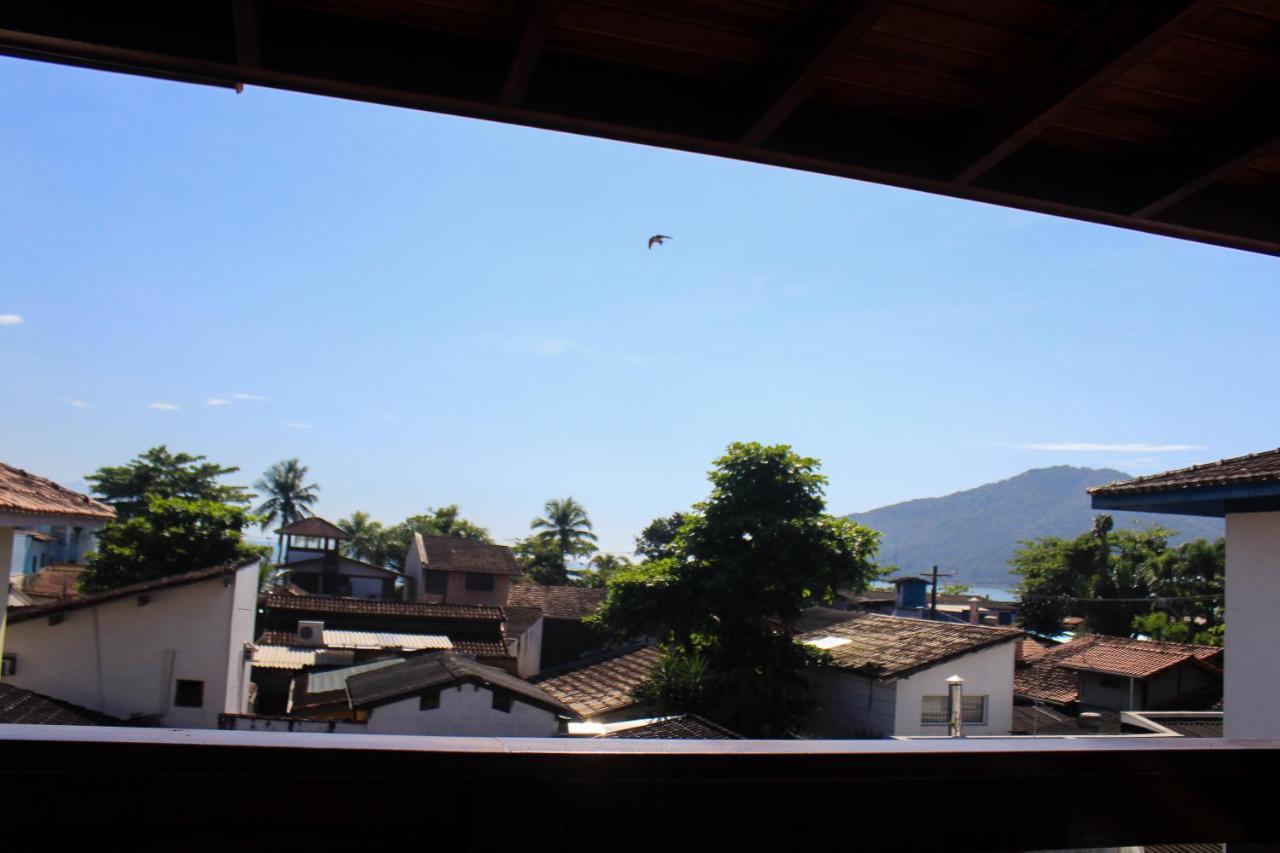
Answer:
xmin=648 ymin=234 xmax=672 ymax=250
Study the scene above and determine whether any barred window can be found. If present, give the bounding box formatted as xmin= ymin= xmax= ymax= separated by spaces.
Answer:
xmin=922 ymin=694 xmax=987 ymax=724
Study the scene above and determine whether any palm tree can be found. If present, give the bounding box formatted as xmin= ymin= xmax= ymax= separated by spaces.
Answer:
xmin=254 ymin=459 xmax=320 ymax=530
xmin=531 ymin=497 xmax=598 ymax=581
xmin=338 ymin=510 xmax=385 ymax=563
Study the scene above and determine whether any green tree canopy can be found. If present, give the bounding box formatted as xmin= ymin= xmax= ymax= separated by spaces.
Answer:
xmin=593 ymin=442 xmax=881 ymax=736
xmin=513 ymin=533 xmax=570 ymax=585
xmin=254 ymin=459 xmax=320 ymax=531
xmin=1012 ymin=515 xmax=1224 ymax=640
xmin=574 ymin=553 xmax=633 ymax=589
xmin=338 ymin=510 xmax=393 ymax=565
xmin=634 ymin=512 xmax=686 ymax=561
xmin=86 ymin=445 xmax=251 ymax=520
xmin=83 ymin=496 xmax=266 ymax=593
xmin=531 ymin=497 xmax=598 ymax=580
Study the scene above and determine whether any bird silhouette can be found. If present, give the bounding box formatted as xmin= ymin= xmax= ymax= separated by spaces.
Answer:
xmin=648 ymin=234 xmax=672 ymax=249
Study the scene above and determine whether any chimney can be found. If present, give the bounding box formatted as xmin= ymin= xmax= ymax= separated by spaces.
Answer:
xmin=968 ymin=597 xmax=981 ymax=624
xmin=946 ymin=674 xmax=965 ymax=738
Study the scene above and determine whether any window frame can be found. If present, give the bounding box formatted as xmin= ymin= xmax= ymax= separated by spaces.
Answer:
xmin=424 ymin=570 xmax=449 ymax=595
xmin=173 ymin=679 xmax=205 ymax=709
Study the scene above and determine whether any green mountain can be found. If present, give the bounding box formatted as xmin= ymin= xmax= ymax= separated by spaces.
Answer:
xmin=845 ymin=466 xmax=1224 ymax=590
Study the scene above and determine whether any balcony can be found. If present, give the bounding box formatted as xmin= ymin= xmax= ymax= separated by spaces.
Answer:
xmin=0 ymin=726 xmax=1272 ymax=849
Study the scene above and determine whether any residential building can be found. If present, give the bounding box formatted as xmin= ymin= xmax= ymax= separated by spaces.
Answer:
xmin=532 ymin=644 xmax=661 ymax=722
xmin=0 ymin=461 xmax=115 ymax=645
xmin=403 ymin=532 xmax=520 ymax=606
xmin=798 ymin=612 xmax=1021 ymax=738
xmin=506 ymin=584 xmax=607 ymax=669
xmin=8 ymin=563 xmax=86 ymax=608
xmin=844 ymin=577 xmax=1019 ymax=625
xmin=279 ymin=651 xmax=576 ymax=736
xmin=503 ymin=604 xmax=545 ymax=677
xmin=1090 ymin=447 xmax=1280 ymax=739
xmin=276 ymin=517 xmax=402 ymax=599
xmin=1015 ymin=634 xmax=1222 ymax=713
xmin=3 ymin=559 xmax=260 ymax=728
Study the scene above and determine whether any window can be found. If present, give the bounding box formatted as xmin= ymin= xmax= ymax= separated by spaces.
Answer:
xmin=1099 ymin=675 xmax=1124 ymax=689
xmin=492 ymin=690 xmax=513 ymax=713
xmin=921 ymin=695 xmax=988 ymax=725
xmin=419 ymin=689 xmax=441 ymax=711
xmin=174 ymin=680 xmax=204 ymax=708
xmin=424 ymin=571 xmax=448 ymax=595
xmin=465 ymin=573 xmax=494 ymax=592
xmin=1 ymin=654 xmax=16 ymax=676
xmin=921 ymin=695 xmax=948 ymax=724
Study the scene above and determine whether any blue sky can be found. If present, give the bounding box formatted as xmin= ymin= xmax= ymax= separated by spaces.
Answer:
xmin=3 ymin=57 xmax=1278 ymax=555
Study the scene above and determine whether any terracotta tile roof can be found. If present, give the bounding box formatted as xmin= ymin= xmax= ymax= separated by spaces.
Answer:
xmin=1014 ymin=635 xmax=1222 ymax=706
xmin=1089 ymin=447 xmax=1280 ymax=496
xmin=1018 ymin=637 xmax=1057 ymax=664
xmin=418 ymin=535 xmax=520 ymax=575
xmin=16 ymin=564 xmax=86 ymax=600
xmin=503 ymin=606 xmax=543 ymax=641
xmin=794 ymin=606 xmax=862 ymax=634
xmin=796 ymin=612 xmax=1021 ymax=679
xmin=1055 ymin=635 xmax=1221 ymax=679
xmin=0 ymin=682 xmax=120 ymax=726
xmin=1148 ymin=714 xmax=1223 ymax=738
xmin=448 ymin=639 xmax=513 ymax=658
xmin=506 ymin=584 xmax=606 ymax=619
xmin=599 ymin=714 xmax=741 ymax=740
xmin=260 ymin=593 xmax=504 ymax=623
xmin=343 ymin=652 xmax=575 ymax=716
xmin=276 ymin=516 xmax=350 ymax=539
xmin=0 ymin=462 xmax=115 ymax=521
xmin=7 ymin=559 xmax=258 ymax=624
xmin=532 ymin=645 xmax=661 ymax=718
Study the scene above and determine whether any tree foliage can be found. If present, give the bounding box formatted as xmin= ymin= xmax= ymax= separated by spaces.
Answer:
xmin=593 ymin=442 xmax=881 ymax=736
xmin=83 ymin=496 xmax=266 ymax=593
xmin=1012 ymin=514 xmax=1224 ymax=640
xmin=634 ymin=512 xmax=686 ymax=561
xmin=574 ymin=553 xmax=633 ymax=589
xmin=378 ymin=505 xmax=492 ymax=569
xmin=254 ymin=459 xmax=320 ymax=530
xmin=513 ymin=533 xmax=570 ymax=585
xmin=531 ymin=497 xmax=598 ymax=579
xmin=87 ymin=445 xmax=250 ymax=520
xmin=338 ymin=510 xmax=394 ymax=565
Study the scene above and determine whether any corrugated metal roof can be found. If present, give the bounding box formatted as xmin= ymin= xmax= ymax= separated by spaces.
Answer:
xmin=252 ymin=646 xmax=320 ymax=670
xmin=321 ymin=630 xmax=452 ymax=650
xmin=307 ymin=658 xmax=404 ymax=695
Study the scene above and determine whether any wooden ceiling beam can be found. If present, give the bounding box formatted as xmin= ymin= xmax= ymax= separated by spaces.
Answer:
xmin=500 ymin=0 xmax=557 ymax=107
xmin=1132 ymin=96 xmax=1280 ymax=219
xmin=952 ymin=0 xmax=1221 ymax=186
xmin=741 ymin=0 xmax=892 ymax=148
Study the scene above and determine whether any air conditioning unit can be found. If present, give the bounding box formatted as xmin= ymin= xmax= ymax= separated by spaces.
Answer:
xmin=297 ymin=620 xmax=325 ymax=646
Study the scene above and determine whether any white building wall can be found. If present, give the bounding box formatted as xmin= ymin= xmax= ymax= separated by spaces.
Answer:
xmin=806 ymin=668 xmax=897 ymax=738
xmin=220 ymin=715 xmax=368 ymax=734
xmin=1225 ymin=511 xmax=1280 ymax=738
xmin=364 ymin=682 xmax=564 ymax=737
xmin=511 ymin=616 xmax=545 ymax=678
xmin=891 ymin=641 xmax=1017 ymax=737
xmin=2 ymin=561 xmax=259 ymax=728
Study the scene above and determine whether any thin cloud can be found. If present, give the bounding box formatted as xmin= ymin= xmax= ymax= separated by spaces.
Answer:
xmin=1013 ymin=443 xmax=1206 ymax=453
xmin=148 ymin=402 xmax=181 ymax=411
xmin=0 ymin=314 xmax=23 ymax=326
xmin=533 ymin=337 xmax=575 ymax=356
xmin=281 ymin=421 xmax=312 ymax=430
xmin=65 ymin=398 xmax=91 ymax=409
xmin=207 ymin=398 xmax=231 ymax=407
xmin=230 ymin=392 xmax=269 ymax=401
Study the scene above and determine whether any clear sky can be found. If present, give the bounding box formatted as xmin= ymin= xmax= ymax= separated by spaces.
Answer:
xmin=3 ymin=57 xmax=1278 ymax=556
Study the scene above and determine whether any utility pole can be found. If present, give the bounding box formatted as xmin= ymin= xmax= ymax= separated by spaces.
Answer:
xmin=926 ymin=564 xmax=954 ymax=620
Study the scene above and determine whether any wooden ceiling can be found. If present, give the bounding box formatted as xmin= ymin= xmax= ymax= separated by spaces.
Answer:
xmin=2 ymin=0 xmax=1278 ymax=255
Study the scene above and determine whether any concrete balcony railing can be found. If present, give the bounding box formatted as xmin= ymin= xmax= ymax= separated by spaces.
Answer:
xmin=0 ymin=726 xmax=1273 ymax=850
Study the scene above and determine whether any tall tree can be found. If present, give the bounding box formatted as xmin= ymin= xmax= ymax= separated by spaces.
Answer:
xmin=1012 ymin=515 xmax=1224 ymax=639
xmin=593 ymin=442 xmax=881 ymax=737
xmin=254 ymin=459 xmax=320 ymax=530
xmin=513 ymin=534 xmax=570 ymax=585
xmin=634 ymin=512 xmax=686 ymax=561
xmin=338 ymin=510 xmax=388 ymax=563
xmin=87 ymin=445 xmax=250 ymax=520
xmin=83 ymin=496 xmax=266 ymax=593
xmin=531 ymin=497 xmax=598 ymax=580
xmin=576 ymin=553 xmax=633 ymax=589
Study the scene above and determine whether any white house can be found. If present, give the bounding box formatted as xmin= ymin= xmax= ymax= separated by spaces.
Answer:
xmin=1090 ymin=448 xmax=1280 ymax=739
xmin=2 ymin=558 xmax=260 ymax=728
xmin=277 ymin=651 xmax=576 ymax=737
xmin=798 ymin=612 xmax=1021 ymax=738
xmin=0 ymin=461 xmax=115 ymax=635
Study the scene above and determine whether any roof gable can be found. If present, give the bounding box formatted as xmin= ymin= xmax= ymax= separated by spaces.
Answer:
xmin=1014 ymin=635 xmax=1222 ymax=705
xmin=343 ymin=652 xmax=575 ymax=716
xmin=277 ymin=517 xmax=351 ymax=539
